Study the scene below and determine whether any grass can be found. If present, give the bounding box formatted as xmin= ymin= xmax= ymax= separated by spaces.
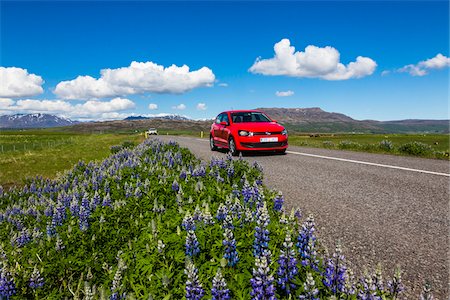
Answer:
xmin=0 ymin=130 xmax=144 ymax=187
xmin=288 ymin=133 xmax=449 ymax=159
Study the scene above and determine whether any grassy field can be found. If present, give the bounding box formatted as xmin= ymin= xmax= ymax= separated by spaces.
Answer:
xmin=0 ymin=130 xmax=144 ymax=187
xmin=288 ymin=133 xmax=449 ymax=158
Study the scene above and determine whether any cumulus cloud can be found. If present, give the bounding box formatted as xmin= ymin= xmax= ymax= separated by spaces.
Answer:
xmin=172 ymin=103 xmax=186 ymax=110
xmin=249 ymin=39 xmax=377 ymax=80
xmin=397 ymin=53 xmax=450 ymax=76
xmin=0 ymin=97 xmax=135 ymax=120
xmin=148 ymin=103 xmax=158 ymax=110
xmin=218 ymin=83 xmax=228 ymax=87
xmin=0 ymin=67 xmax=44 ymax=98
xmin=54 ymin=61 xmax=215 ymax=100
xmin=196 ymin=102 xmax=207 ymax=110
xmin=275 ymin=90 xmax=294 ymax=97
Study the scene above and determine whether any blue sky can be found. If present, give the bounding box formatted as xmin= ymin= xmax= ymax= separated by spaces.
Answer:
xmin=1 ymin=1 xmax=449 ymax=121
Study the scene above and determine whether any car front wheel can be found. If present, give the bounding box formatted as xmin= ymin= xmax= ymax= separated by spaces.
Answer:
xmin=228 ymin=137 xmax=239 ymax=156
xmin=210 ymin=136 xmax=217 ymax=151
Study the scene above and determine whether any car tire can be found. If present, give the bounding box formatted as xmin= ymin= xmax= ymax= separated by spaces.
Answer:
xmin=228 ymin=136 xmax=239 ymax=156
xmin=210 ymin=136 xmax=217 ymax=151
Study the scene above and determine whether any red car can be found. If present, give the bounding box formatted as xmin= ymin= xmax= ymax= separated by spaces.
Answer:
xmin=210 ymin=110 xmax=288 ymax=155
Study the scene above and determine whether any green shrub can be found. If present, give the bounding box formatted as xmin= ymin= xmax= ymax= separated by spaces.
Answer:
xmin=398 ymin=141 xmax=432 ymax=156
xmin=121 ymin=140 xmax=135 ymax=149
xmin=379 ymin=140 xmax=394 ymax=151
xmin=337 ymin=140 xmax=361 ymax=150
xmin=322 ymin=141 xmax=335 ymax=148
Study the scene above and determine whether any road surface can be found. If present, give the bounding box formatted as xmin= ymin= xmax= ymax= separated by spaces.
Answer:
xmin=155 ymin=135 xmax=449 ymax=298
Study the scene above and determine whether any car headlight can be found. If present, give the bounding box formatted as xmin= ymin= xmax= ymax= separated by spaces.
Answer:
xmin=281 ymin=129 xmax=288 ymax=135
xmin=238 ymin=130 xmax=253 ymax=136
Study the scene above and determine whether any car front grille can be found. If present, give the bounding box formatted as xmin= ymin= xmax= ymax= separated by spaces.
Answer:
xmin=240 ymin=142 xmax=287 ymax=148
xmin=252 ymin=131 xmax=283 ymax=136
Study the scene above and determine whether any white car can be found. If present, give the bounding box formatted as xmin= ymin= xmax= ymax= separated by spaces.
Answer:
xmin=147 ymin=128 xmax=158 ymax=135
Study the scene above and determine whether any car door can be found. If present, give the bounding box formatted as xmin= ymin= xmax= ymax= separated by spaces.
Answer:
xmin=213 ymin=114 xmax=223 ymax=144
xmin=220 ymin=113 xmax=231 ymax=144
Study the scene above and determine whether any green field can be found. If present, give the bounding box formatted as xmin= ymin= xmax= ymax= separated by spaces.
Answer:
xmin=288 ymin=133 xmax=449 ymax=158
xmin=0 ymin=130 xmax=144 ymax=187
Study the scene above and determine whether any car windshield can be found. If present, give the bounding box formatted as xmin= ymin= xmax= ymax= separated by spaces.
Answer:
xmin=231 ymin=112 xmax=271 ymax=123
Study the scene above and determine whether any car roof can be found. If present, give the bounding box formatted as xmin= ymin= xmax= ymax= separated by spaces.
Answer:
xmin=220 ymin=110 xmax=262 ymax=114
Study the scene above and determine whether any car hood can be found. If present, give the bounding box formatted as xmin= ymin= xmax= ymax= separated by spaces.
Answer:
xmin=233 ymin=122 xmax=285 ymax=132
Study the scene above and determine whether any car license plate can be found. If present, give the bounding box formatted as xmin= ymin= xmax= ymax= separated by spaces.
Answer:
xmin=260 ymin=137 xmax=278 ymax=142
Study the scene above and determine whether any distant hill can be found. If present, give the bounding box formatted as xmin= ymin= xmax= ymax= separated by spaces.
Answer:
xmin=257 ymin=107 xmax=449 ymax=133
xmin=0 ymin=113 xmax=78 ymax=129
xmin=124 ymin=114 xmax=189 ymax=121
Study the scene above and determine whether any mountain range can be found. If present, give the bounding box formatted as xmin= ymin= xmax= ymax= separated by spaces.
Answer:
xmin=0 ymin=114 xmax=78 ymax=129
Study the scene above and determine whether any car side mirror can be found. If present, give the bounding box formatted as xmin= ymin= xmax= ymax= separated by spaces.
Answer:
xmin=272 ymin=119 xmax=277 ymax=123
xmin=220 ymin=121 xmax=228 ymax=126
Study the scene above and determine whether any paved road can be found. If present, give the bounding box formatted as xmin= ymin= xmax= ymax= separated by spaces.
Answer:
xmin=155 ymin=135 xmax=449 ymax=298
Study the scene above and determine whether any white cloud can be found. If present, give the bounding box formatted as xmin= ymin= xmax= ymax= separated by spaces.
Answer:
xmin=196 ymin=102 xmax=207 ymax=110
xmin=172 ymin=103 xmax=186 ymax=110
xmin=397 ymin=53 xmax=450 ymax=76
xmin=54 ymin=61 xmax=215 ymax=100
xmin=381 ymin=70 xmax=391 ymax=76
xmin=148 ymin=103 xmax=158 ymax=110
xmin=275 ymin=90 xmax=294 ymax=97
xmin=249 ymin=39 xmax=377 ymax=80
xmin=0 ymin=67 xmax=44 ymax=98
xmin=218 ymin=83 xmax=228 ymax=87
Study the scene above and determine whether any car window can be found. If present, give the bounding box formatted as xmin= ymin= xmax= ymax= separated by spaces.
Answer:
xmin=215 ymin=114 xmax=223 ymax=124
xmin=231 ymin=112 xmax=271 ymax=123
xmin=222 ymin=113 xmax=229 ymax=124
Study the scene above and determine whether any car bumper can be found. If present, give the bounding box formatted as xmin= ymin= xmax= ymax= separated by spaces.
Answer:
xmin=235 ymin=135 xmax=288 ymax=151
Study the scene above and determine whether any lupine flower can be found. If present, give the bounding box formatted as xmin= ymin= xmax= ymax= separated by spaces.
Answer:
xmin=0 ymin=269 xmax=16 ymax=298
xmin=241 ymin=181 xmax=253 ymax=205
xmin=193 ymin=205 xmax=202 ymax=222
xmin=357 ymin=270 xmax=379 ymax=300
xmin=182 ymin=211 xmax=196 ymax=231
xmin=373 ymin=264 xmax=384 ymax=294
xmin=12 ymin=228 xmax=31 ymax=247
xmin=223 ymin=228 xmax=239 ymax=267
xmin=298 ymin=272 xmax=319 ymax=300
xmin=185 ymin=259 xmax=204 ymax=300
xmin=244 ymin=207 xmax=254 ymax=223
xmin=387 ymin=267 xmax=404 ymax=299
xmin=273 ymin=192 xmax=284 ymax=212
xmin=216 ymin=204 xmax=227 ymax=222
xmin=323 ymin=242 xmax=347 ymax=295
xmin=55 ymin=235 xmax=65 ymax=251
xmin=222 ymin=214 xmax=234 ymax=230
xmin=180 ymin=169 xmax=187 ymax=180
xmin=157 ymin=240 xmax=165 ymax=253
xmin=102 ymin=193 xmax=112 ymax=207
xmin=231 ymin=198 xmax=242 ymax=220
xmin=92 ymin=191 xmax=101 ymax=208
xmin=276 ymin=230 xmax=298 ymax=295
xmin=185 ymin=230 xmax=200 ymax=257
xmin=250 ymin=255 xmax=276 ymax=300
xmin=419 ymin=282 xmax=434 ymax=300
xmin=202 ymin=204 xmax=214 ymax=225
xmin=110 ymin=257 xmax=127 ymax=299
xmin=211 ymin=269 xmax=230 ymax=300
xmin=134 ymin=187 xmax=142 ymax=198
xmin=79 ymin=195 xmax=91 ymax=231
xmin=46 ymin=219 xmax=56 ymax=238
xmin=29 ymin=267 xmax=44 ymax=289
xmin=253 ymin=202 xmax=270 ymax=259
xmin=226 ymin=165 xmax=234 ymax=178
xmin=70 ymin=195 xmax=79 ymax=217
xmin=297 ymin=214 xmax=319 ymax=270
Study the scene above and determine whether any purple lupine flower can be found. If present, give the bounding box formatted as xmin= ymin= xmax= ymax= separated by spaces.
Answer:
xmin=185 ymin=230 xmax=200 ymax=257
xmin=387 ymin=268 xmax=404 ymax=299
xmin=29 ymin=267 xmax=44 ymax=289
xmin=70 ymin=195 xmax=79 ymax=217
xmin=323 ymin=242 xmax=347 ymax=295
xmin=182 ymin=212 xmax=196 ymax=231
xmin=296 ymin=214 xmax=319 ymax=270
xmin=276 ymin=230 xmax=298 ymax=295
xmin=373 ymin=264 xmax=384 ymax=295
xmin=12 ymin=228 xmax=31 ymax=247
xmin=44 ymin=204 xmax=54 ymax=217
xmin=226 ymin=165 xmax=234 ymax=178
xmin=223 ymin=228 xmax=239 ymax=267
xmin=216 ymin=204 xmax=227 ymax=222
xmin=241 ymin=181 xmax=253 ymax=205
xmin=222 ymin=214 xmax=234 ymax=230
xmin=419 ymin=282 xmax=434 ymax=300
xmin=253 ymin=203 xmax=270 ymax=259
xmin=185 ymin=259 xmax=204 ymax=300
xmin=92 ymin=191 xmax=101 ymax=208
xmin=250 ymin=255 xmax=276 ymax=300
xmin=202 ymin=204 xmax=215 ymax=225
xmin=46 ymin=219 xmax=56 ymax=238
xmin=180 ymin=170 xmax=187 ymax=180
xmin=52 ymin=201 xmax=66 ymax=226
xmin=294 ymin=208 xmax=302 ymax=222
xmin=193 ymin=205 xmax=203 ymax=223
xmin=102 ymin=193 xmax=112 ymax=207
xmin=0 ymin=269 xmax=16 ymax=298
xmin=134 ymin=187 xmax=142 ymax=198
xmin=211 ymin=269 xmax=230 ymax=300
xmin=299 ymin=272 xmax=319 ymax=300
xmin=79 ymin=195 xmax=91 ymax=231
xmin=273 ymin=192 xmax=284 ymax=212
xmin=172 ymin=180 xmax=180 ymax=192
xmin=110 ymin=257 xmax=127 ymax=300
xmin=357 ymin=271 xmax=380 ymax=300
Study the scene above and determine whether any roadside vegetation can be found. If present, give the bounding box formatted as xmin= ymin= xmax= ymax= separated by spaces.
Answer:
xmin=288 ymin=133 xmax=449 ymax=159
xmin=0 ymin=139 xmax=425 ymax=299
xmin=0 ymin=130 xmax=143 ymax=187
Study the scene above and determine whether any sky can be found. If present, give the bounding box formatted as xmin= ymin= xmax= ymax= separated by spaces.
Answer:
xmin=0 ymin=1 xmax=449 ymax=121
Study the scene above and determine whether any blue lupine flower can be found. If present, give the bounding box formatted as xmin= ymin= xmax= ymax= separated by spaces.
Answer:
xmin=185 ymin=259 xmax=204 ymax=300
xmin=182 ymin=212 xmax=196 ymax=231
xmin=299 ymin=272 xmax=319 ymax=300
xmin=323 ymin=242 xmax=347 ymax=295
xmin=419 ymin=282 xmax=434 ymax=300
xmin=226 ymin=165 xmax=234 ymax=178
xmin=193 ymin=205 xmax=202 ymax=223
xmin=253 ymin=203 xmax=270 ymax=259
xmin=29 ymin=267 xmax=44 ymax=289
xmin=216 ymin=204 xmax=227 ymax=222
xmin=52 ymin=201 xmax=66 ymax=226
xmin=296 ymin=214 xmax=319 ymax=270
xmin=134 ymin=187 xmax=142 ymax=198
xmin=276 ymin=230 xmax=298 ymax=295
xmin=185 ymin=230 xmax=200 ymax=257
xmin=12 ymin=228 xmax=31 ymax=247
xmin=223 ymin=228 xmax=239 ymax=267
xmin=46 ymin=219 xmax=56 ymax=238
xmin=172 ymin=180 xmax=180 ymax=192
xmin=357 ymin=271 xmax=380 ymax=300
xmin=202 ymin=204 xmax=215 ymax=225
xmin=222 ymin=214 xmax=234 ymax=230
xmin=0 ymin=269 xmax=16 ymax=298
xmin=180 ymin=170 xmax=187 ymax=180
xmin=241 ymin=181 xmax=253 ymax=205
xmin=273 ymin=192 xmax=284 ymax=212
xmin=79 ymin=195 xmax=91 ymax=231
xmin=110 ymin=257 xmax=127 ymax=300
xmin=250 ymin=256 xmax=276 ymax=300
xmin=70 ymin=195 xmax=79 ymax=217
xmin=211 ymin=269 xmax=230 ymax=300
xmin=102 ymin=193 xmax=112 ymax=207
xmin=387 ymin=268 xmax=404 ymax=299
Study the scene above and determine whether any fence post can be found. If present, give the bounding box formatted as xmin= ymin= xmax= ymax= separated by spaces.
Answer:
xmin=200 ymin=131 xmax=204 ymax=138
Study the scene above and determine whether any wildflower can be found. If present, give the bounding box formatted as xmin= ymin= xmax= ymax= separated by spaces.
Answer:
xmin=79 ymin=195 xmax=91 ymax=231
xmin=134 ymin=187 xmax=142 ymax=198
xmin=222 ymin=214 xmax=234 ymax=230
xmin=323 ymin=242 xmax=347 ymax=295
xmin=202 ymin=204 xmax=214 ymax=225
xmin=70 ymin=195 xmax=79 ymax=217
xmin=241 ymin=181 xmax=253 ymax=205
xmin=12 ymin=228 xmax=31 ymax=247
xmin=180 ymin=169 xmax=187 ymax=180
xmin=276 ymin=230 xmax=298 ymax=295
xmin=419 ymin=282 xmax=434 ymax=300
xmin=185 ymin=259 xmax=204 ymax=300
xmin=0 ymin=269 xmax=16 ymax=298
xmin=92 ymin=191 xmax=101 ymax=208
xmin=253 ymin=202 xmax=270 ymax=259
xmin=223 ymin=228 xmax=239 ymax=267
xmin=357 ymin=270 xmax=379 ymax=300
xmin=110 ymin=257 xmax=127 ymax=299
xmin=250 ymin=255 xmax=275 ymax=300
xmin=243 ymin=207 xmax=254 ymax=223
xmin=373 ymin=264 xmax=384 ymax=294
xmin=182 ymin=211 xmax=196 ymax=231
xmin=387 ymin=267 xmax=404 ymax=299
xmin=216 ymin=204 xmax=227 ymax=222
xmin=157 ymin=240 xmax=165 ymax=254
xmin=226 ymin=165 xmax=234 ymax=178
xmin=193 ymin=205 xmax=202 ymax=223
xmin=172 ymin=179 xmax=180 ymax=192
xmin=299 ymin=272 xmax=319 ymax=300
xmin=211 ymin=269 xmax=230 ymax=300
xmin=273 ymin=192 xmax=284 ymax=212
xmin=29 ymin=267 xmax=44 ymax=289
xmin=297 ymin=214 xmax=319 ymax=270
xmin=185 ymin=230 xmax=200 ymax=257
xmin=55 ymin=235 xmax=65 ymax=251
